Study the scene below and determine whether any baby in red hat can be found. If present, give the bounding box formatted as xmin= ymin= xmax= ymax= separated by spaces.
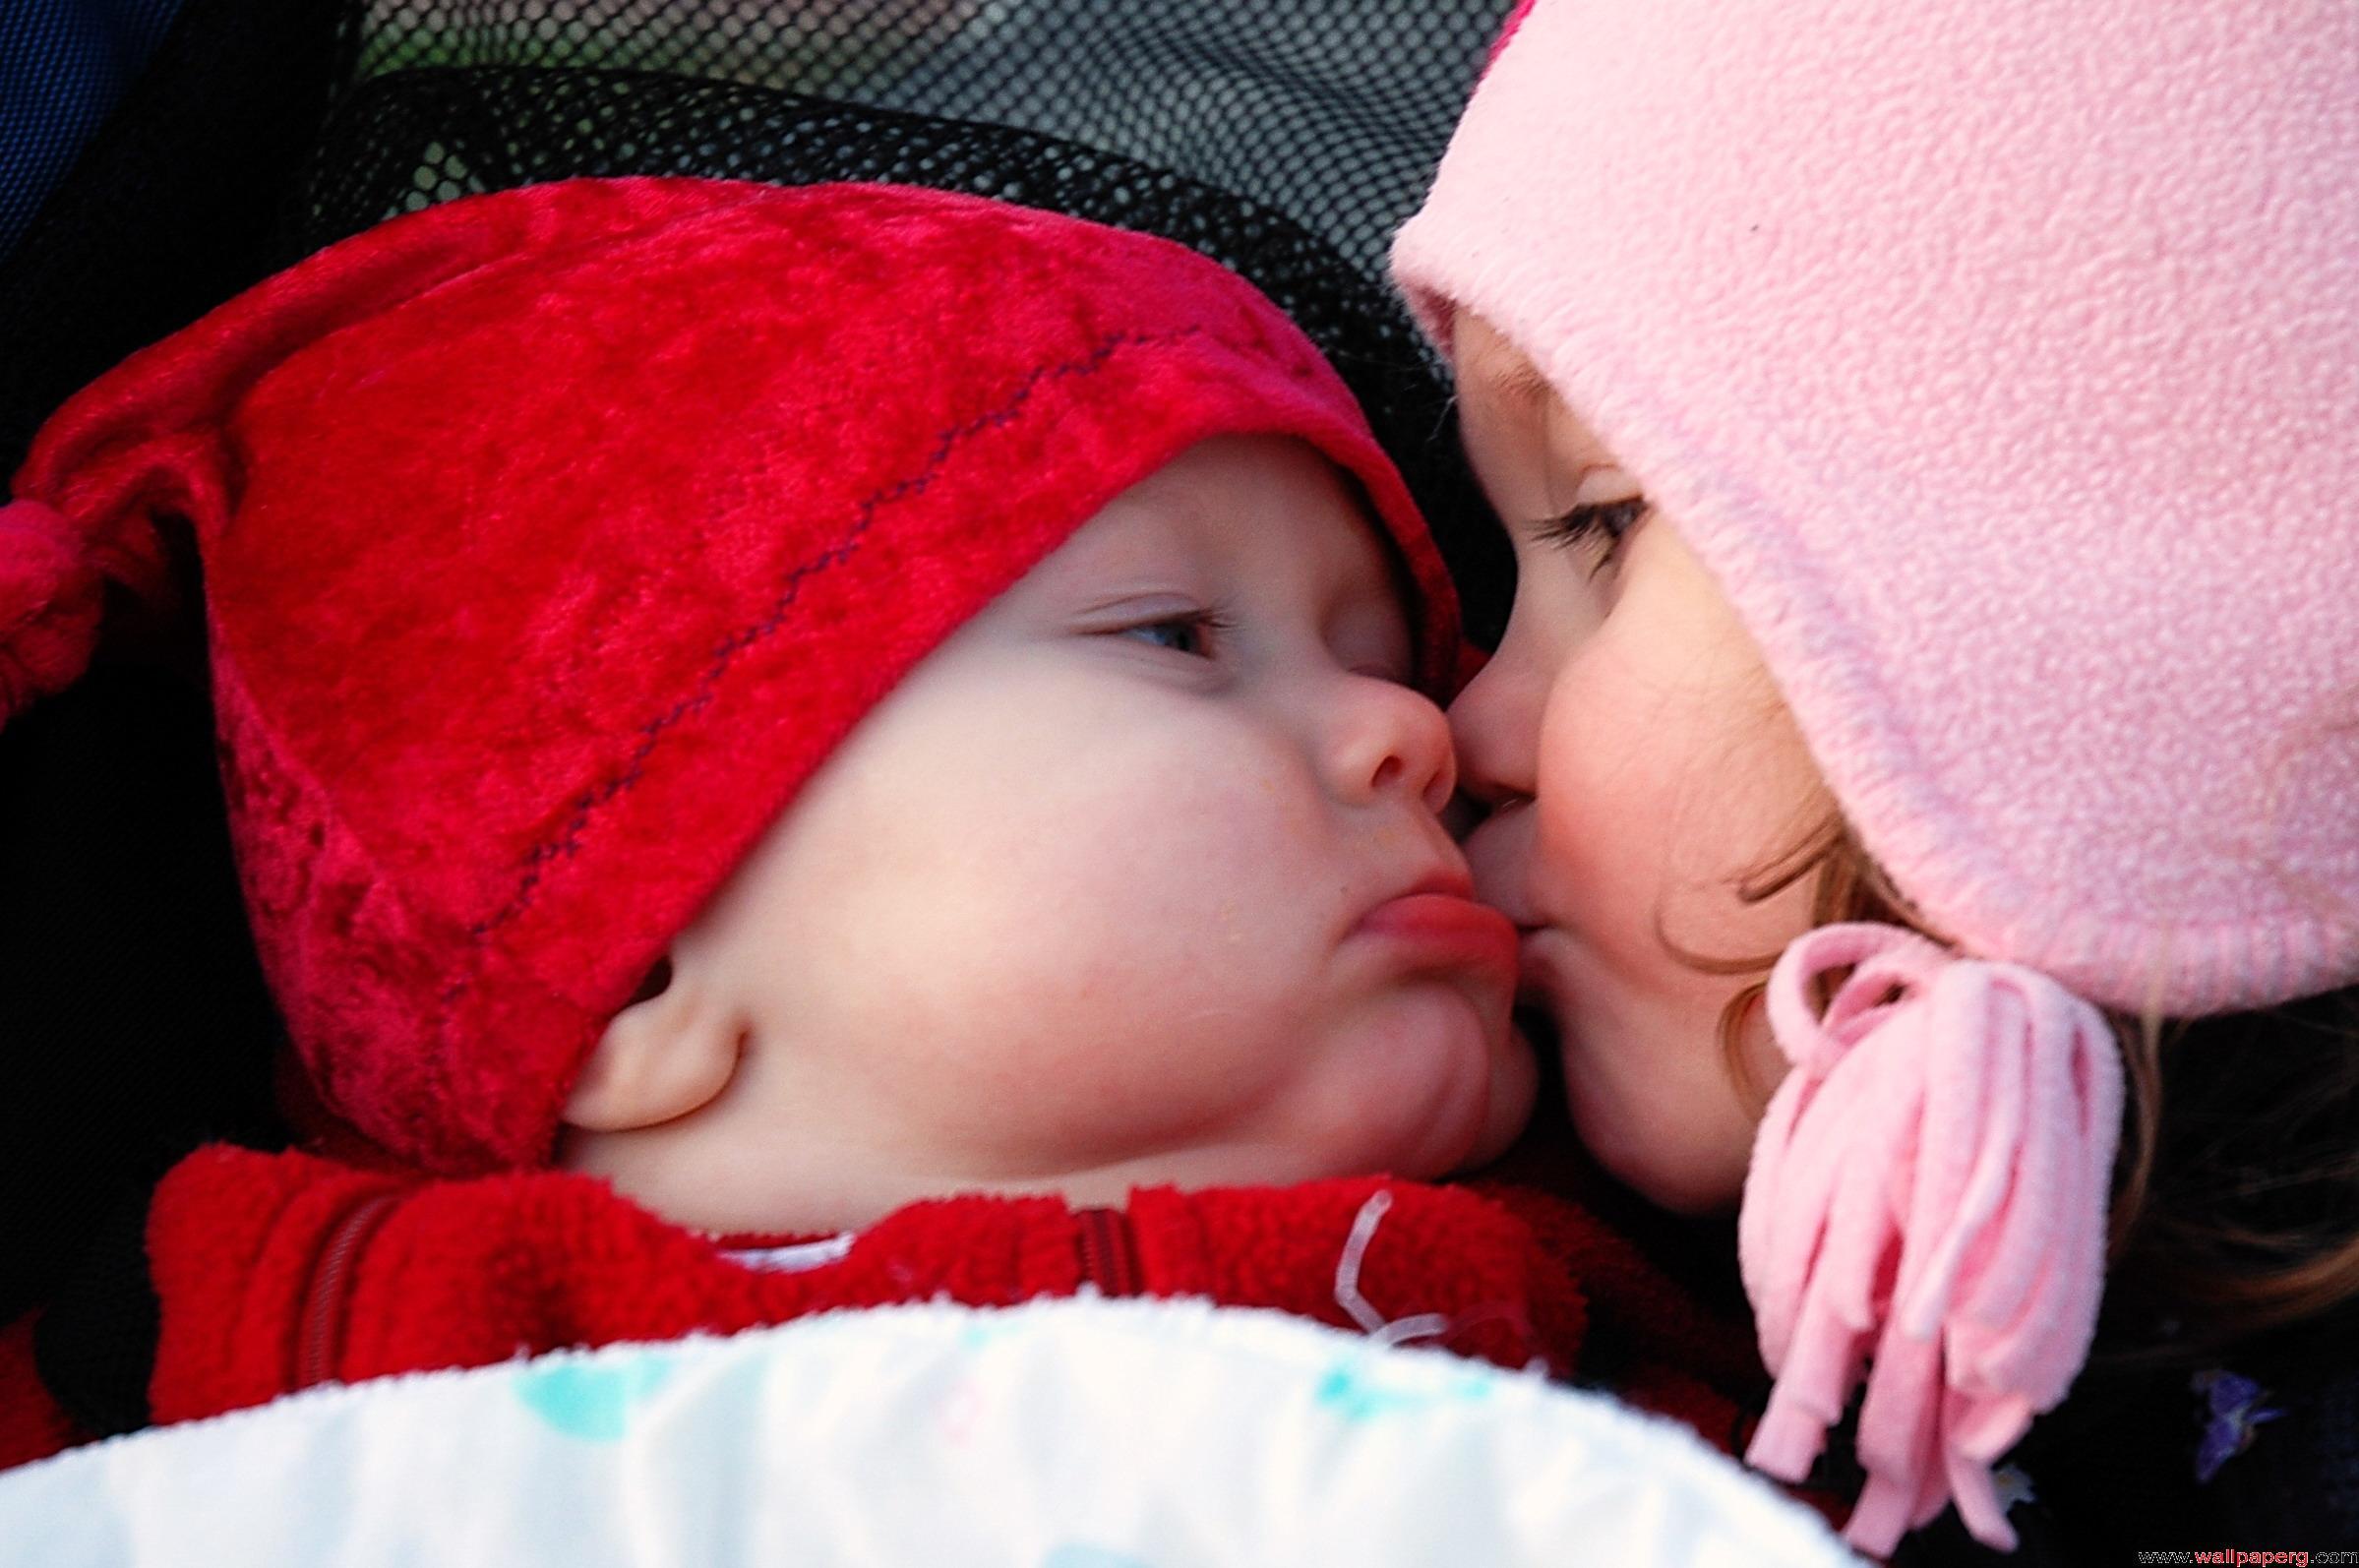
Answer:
xmin=0 ymin=179 xmax=1765 ymax=1471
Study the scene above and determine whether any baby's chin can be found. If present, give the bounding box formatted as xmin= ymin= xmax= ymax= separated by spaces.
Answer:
xmin=1335 ymin=982 xmax=1535 ymax=1178
xmin=1045 ymin=1012 xmax=1528 ymax=1196
xmin=1466 ymin=1028 xmax=1541 ymax=1168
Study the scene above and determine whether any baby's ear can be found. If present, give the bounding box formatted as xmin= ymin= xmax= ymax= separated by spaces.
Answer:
xmin=563 ymin=957 xmax=743 ymax=1132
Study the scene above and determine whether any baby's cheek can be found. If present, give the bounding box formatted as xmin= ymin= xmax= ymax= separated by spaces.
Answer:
xmin=1015 ymin=762 xmax=1328 ymax=972
xmin=1127 ymin=740 xmax=1336 ymax=872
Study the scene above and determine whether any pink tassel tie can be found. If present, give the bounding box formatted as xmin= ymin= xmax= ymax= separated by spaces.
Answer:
xmin=0 ymin=497 xmax=104 ymax=727
xmin=1738 ymin=923 xmax=2123 ymax=1555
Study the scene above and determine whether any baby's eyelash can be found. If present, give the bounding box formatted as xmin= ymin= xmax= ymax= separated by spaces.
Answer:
xmin=1537 ymin=497 xmax=1648 ymax=573
xmin=1119 ymin=607 xmax=1235 ymax=657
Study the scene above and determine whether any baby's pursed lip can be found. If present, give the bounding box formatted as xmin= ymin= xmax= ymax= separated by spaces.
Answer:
xmin=1398 ymin=866 xmax=1479 ymax=902
xmin=1352 ymin=892 xmax=1520 ymax=990
xmin=1350 ymin=857 xmax=1518 ymax=991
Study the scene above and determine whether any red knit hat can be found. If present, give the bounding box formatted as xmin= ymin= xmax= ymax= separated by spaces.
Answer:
xmin=0 ymin=178 xmax=1458 ymax=1174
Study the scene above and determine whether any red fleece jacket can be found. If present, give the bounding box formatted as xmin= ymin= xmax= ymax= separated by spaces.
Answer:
xmin=2 ymin=1148 xmax=1769 ymax=1477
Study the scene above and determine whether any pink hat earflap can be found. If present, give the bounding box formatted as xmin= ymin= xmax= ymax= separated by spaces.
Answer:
xmin=1739 ymin=924 xmax=2123 ymax=1554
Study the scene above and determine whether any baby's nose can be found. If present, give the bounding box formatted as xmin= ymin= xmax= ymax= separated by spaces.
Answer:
xmin=1329 ymin=674 xmax=1458 ymax=815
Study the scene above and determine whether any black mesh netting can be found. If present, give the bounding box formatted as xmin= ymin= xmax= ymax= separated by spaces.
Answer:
xmin=341 ymin=0 xmax=1496 ymax=286
xmin=295 ymin=63 xmax=1511 ymax=629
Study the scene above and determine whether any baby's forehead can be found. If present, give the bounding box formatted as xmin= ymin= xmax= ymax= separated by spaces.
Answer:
xmin=1039 ymin=434 xmax=1403 ymax=599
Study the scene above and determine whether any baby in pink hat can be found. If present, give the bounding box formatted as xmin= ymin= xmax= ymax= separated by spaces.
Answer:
xmin=1397 ymin=0 xmax=2359 ymax=1556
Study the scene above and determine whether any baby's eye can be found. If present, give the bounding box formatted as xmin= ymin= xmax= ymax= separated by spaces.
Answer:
xmin=1117 ymin=610 xmax=1231 ymax=658
xmin=1537 ymin=497 xmax=1648 ymax=576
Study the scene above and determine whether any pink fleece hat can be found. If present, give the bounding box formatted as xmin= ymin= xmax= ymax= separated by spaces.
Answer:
xmin=1396 ymin=0 xmax=2357 ymax=1552
xmin=1396 ymin=0 xmax=2359 ymax=1021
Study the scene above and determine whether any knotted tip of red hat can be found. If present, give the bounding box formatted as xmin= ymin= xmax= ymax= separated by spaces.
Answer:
xmin=0 ymin=497 xmax=108 ymax=727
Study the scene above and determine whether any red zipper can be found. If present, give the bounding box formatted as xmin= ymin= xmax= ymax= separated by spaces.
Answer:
xmin=295 ymin=1192 xmax=400 ymax=1390
xmin=1071 ymin=1206 xmax=1141 ymax=1297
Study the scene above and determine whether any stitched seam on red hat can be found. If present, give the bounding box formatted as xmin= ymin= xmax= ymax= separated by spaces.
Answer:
xmin=451 ymin=322 xmax=1225 ymax=969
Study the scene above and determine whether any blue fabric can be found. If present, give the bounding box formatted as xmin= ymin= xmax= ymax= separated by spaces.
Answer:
xmin=0 ymin=0 xmax=188 ymax=253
